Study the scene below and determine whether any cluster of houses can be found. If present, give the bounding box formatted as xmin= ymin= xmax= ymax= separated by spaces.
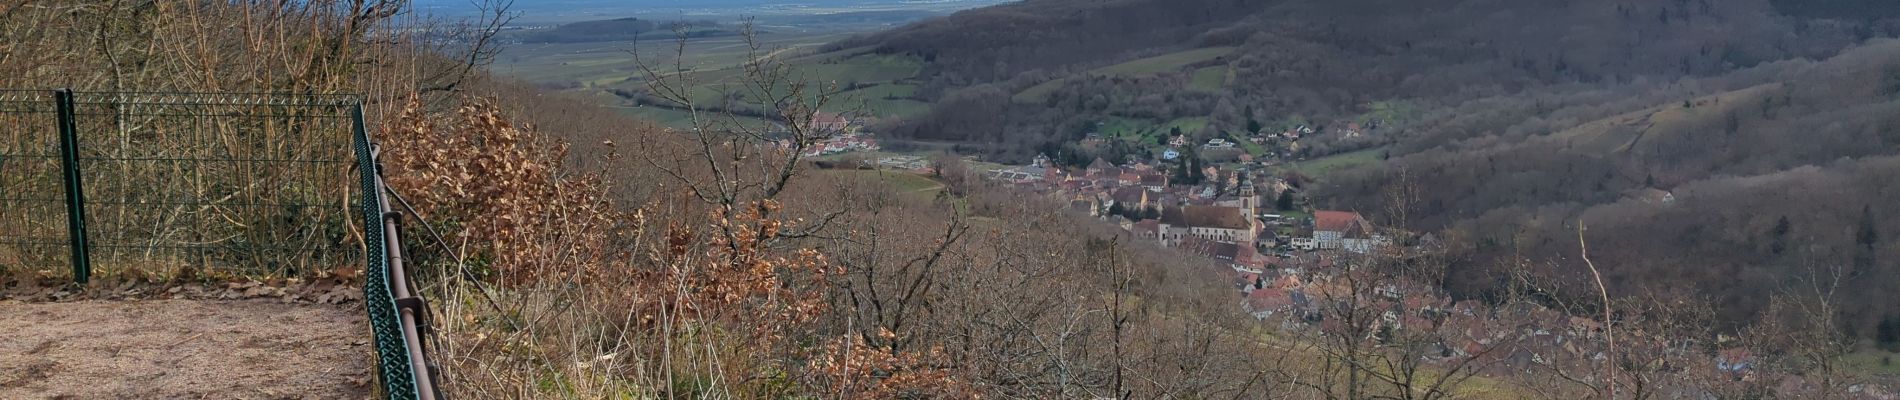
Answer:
xmin=982 ymin=152 xmax=1389 ymax=276
xmin=953 ymin=118 xmax=1876 ymax=393
xmin=957 ymin=117 xmax=1870 ymax=394
xmin=800 ymin=132 xmax=879 ymax=157
xmin=970 ymin=149 xmax=1765 ymax=390
xmin=794 ymin=112 xmax=881 ymax=157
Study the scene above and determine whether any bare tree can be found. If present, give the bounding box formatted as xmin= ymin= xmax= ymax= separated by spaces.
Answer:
xmin=1380 ymin=165 xmax=1421 ymax=232
xmin=1745 ymin=259 xmax=1861 ymax=399
xmin=1292 ymin=247 xmax=1502 ymax=400
xmin=633 ymin=19 xmax=855 ymax=248
xmin=417 ymin=0 xmax=517 ymax=94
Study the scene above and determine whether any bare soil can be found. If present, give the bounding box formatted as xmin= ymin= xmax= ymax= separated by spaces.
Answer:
xmin=0 ymin=299 xmax=373 ymax=399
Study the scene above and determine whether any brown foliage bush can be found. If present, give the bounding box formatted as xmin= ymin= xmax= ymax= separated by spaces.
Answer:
xmin=378 ymin=94 xmax=914 ymax=397
xmin=381 ymin=96 xmax=620 ymax=284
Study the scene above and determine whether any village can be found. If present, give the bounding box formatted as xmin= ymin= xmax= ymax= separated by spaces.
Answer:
xmin=799 ymin=112 xmax=1808 ymax=391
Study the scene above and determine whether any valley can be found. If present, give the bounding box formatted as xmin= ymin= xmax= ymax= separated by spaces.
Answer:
xmin=7 ymin=0 xmax=1900 ymax=398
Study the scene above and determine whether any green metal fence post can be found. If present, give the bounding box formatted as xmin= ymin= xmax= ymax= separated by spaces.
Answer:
xmin=52 ymin=88 xmax=91 ymax=284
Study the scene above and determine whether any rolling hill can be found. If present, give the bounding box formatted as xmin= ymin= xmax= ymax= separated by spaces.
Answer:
xmin=1315 ymin=40 xmax=1900 ymax=331
xmin=836 ymin=0 xmax=1900 ymax=339
xmin=849 ymin=0 xmax=1893 ymax=156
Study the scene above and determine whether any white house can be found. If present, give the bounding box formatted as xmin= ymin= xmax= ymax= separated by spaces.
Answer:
xmin=1312 ymin=210 xmax=1382 ymax=253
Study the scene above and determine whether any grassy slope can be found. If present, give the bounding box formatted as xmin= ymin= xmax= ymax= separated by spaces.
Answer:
xmin=1015 ymin=47 xmax=1236 ymax=102
xmin=495 ymin=31 xmax=928 ymax=129
xmin=1844 ymin=346 xmax=1900 ymax=377
xmin=1096 ymin=47 xmax=1234 ymax=76
xmin=496 ymin=31 xmax=850 ymax=88
xmin=1546 ymin=84 xmax=1783 ymax=154
xmin=828 ymin=80 xmax=929 ymax=119
xmin=1189 ymin=65 xmax=1228 ymax=91
xmin=1166 ymin=116 xmax=1209 ymax=134
xmin=1292 ymin=146 xmax=1387 ymax=177
xmin=840 ymin=83 xmax=917 ymax=99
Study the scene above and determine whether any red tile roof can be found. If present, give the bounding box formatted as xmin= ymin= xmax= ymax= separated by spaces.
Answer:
xmin=1314 ymin=210 xmax=1367 ymax=233
xmin=1247 ymin=288 xmax=1294 ymax=312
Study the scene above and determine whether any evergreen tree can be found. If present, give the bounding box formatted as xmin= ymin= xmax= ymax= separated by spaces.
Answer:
xmin=1187 ymin=157 xmax=1206 ymax=185
xmin=1770 ymin=215 xmax=1791 ymax=255
xmin=1277 ymin=190 xmax=1296 ymax=211
xmin=1879 ymin=316 xmax=1900 ymax=351
xmin=1859 ymin=205 xmax=1879 ymax=250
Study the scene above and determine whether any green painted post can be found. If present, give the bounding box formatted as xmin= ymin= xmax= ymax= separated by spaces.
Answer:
xmin=53 ymin=89 xmax=90 ymax=284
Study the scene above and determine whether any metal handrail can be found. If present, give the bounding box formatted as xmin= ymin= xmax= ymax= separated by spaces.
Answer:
xmin=352 ymin=106 xmax=441 ymax=400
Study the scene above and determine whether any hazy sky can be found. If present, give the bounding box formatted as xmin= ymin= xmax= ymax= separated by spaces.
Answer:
xmin=412 ymin=0 xmax=997 ymax=15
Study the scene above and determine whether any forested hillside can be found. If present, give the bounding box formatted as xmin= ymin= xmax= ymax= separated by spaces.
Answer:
xmin=1319 ymin=40 xmax=1900 ymax=335
xmin=845 ymin=0 xmax=1894 ymax=156
xmin=842 ymin=0 xmax=1900 ymax=341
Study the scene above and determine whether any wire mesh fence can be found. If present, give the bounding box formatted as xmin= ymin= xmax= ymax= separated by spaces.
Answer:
xmin=1 ymin=89 xmax=434 ymax=398
xmin=0 ymin=89 xmax=364 ymax=281
xmin=0 ymin=90 xmax=68 ymax=274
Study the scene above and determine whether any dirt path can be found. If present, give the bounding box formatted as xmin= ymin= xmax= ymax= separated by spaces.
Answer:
xmin=0 ymin=299 xmax=372 ymax=399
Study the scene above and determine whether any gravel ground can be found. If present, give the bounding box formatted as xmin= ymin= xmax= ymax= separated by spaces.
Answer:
xmin=0 ymin=299 xmax=373 ymax=399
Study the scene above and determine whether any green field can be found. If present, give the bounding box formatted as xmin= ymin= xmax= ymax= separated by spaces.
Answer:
xmin=1229 ymin=135 xmax=1266 ymax=156
xmin=617 ymin=52 xmax=922 ymax=99
xmin=1290 ymin=146 xmax=1388 ymax=177
xmin=827 ymin=82 xmax=929 ymax=119
xmin=1357 ymin=100 xmax=1422 ymax=125
xmin=840 ymin=83 xmax=917 ymax=99
xmin=1844 ymin=347 xmax=1900 ymax=377
xmin=1164 ymin=116 xmax=1209 ymax=134
xmin=800 ymin=53 xmax=924 ymax=83
xmin=839 ymin=98 xmax=932 ymax=119
xmin=1013 ymin=79 xmax=1069 ymax=103
xmin=1096 ymin=47 xmax=1235 ymax=76
xmin=495 ymin=30 xmax=853 ymax=88
xmin=637 ymin=52 xmax=925 ymax=125
xmin=1190 ymin=66 xmax=1228 ymax=91
xmin=1015 ymin=47 xmax=1236 ymax=103
xmin=494 ymin=29 xmax=928 ymax=129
